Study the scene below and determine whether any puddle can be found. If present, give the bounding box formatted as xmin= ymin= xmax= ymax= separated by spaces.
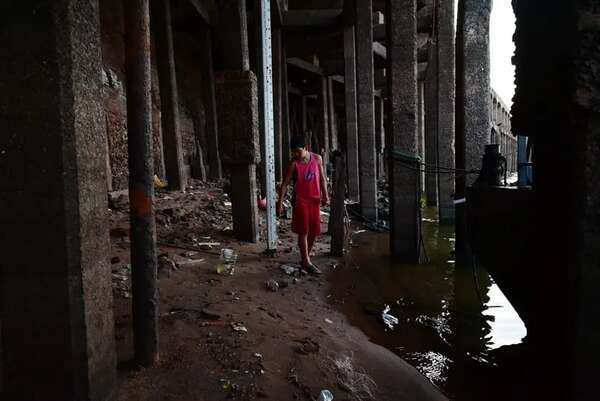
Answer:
xmin=330 ymin=207 xmax=527 ymax=400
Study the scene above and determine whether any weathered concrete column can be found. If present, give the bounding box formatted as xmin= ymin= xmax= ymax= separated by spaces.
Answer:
xmin=330 ymin=152 xmax=347 ymax=256
xmin=327 ymin=77 xmax=338 ymax=151
xmin=272 ymin=26 xmax=283 ymax=181
xmin=344 ymin=25 xmax=360 ymax=201
xmin=152 ymin=0 xmax=186 ymax=190
xmin=386 ymin=0 xmax=421 ymax=262
xmin=317 ymin=76 xmax=330 ymax=168
xmin=281 ymin=45 xmax=291 ymax=168
xmin=355 ymin=0 xmax=378 ymax=219
xmin=199 ymin=22 xmax=223 ymax=180
xmin=455 ymin=0 xmax=492 ymax=262
xmin=424 ymin=42 xmax=439 ymax=206
xmin=0 ymin=2 xmax=117 ymax=399
xmin=418 ymin=80 xmax=426 ymax=193
xmin=125 ymin=0 xmax=160 ymax=366
xmin=215 ymin=0 xmax=260 ymax=243
xmin=437 ymin=0 xmax=456 ymax=224
xmin=374 ymin=95 xmax=385 ymax=180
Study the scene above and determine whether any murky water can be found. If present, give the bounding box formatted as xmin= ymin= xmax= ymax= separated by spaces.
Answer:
xmin=330 ymin=207 xmax=527 ymax=400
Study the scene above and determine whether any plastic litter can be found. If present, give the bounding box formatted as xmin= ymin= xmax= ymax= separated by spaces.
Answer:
xmin=317 ymin=389 xmax=333 ymax=401
xmin=216 ymin=248 xmax=237 ymax=276
xmin=266 ymin=279 xmax=280 ymax=292
xmin=382 ymin=305 xmax=399 ymax=330
xmin=280 ymin=264 xmax=301 ymax=276
xmin=231 ymin=322 xmax=248 ymax=332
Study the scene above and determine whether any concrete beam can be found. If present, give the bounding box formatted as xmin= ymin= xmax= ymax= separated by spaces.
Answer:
xmin=282 ymin=9 xmax=342 ymax=27
xmin=188 ymin=0 xmax=216 ymax=25
xmin=287 ymin=57 xmax=324 ymax=75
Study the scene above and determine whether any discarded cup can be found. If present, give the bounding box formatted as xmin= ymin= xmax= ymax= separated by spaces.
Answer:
xmin=216 ymin=248 xmax=237 ymax=276
xmin=317 ymin=389 xmax=333 ymax=401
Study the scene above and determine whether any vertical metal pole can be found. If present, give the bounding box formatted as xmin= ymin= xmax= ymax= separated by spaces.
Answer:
xmin=258 ymin=0 xmax=278 ymax=251
xmin=124 ymin=0 xmax=159 ymax=367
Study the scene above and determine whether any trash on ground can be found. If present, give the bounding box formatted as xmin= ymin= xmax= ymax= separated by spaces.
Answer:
xmin=231 ymin=322 xmax=248 ymax=333
xmin=324 ymin=318 xmax=333 ymax=324
xmin=216 ymin=248 xmax=237 ymax=276
xmin=176 ymin=258 xmax=206 ymax=268
xmin=153 ymin=174 xmax=167 ymax=189
xmin=280 ymin=264 xmax=301 ymax=276
xmin=266 ymin=279 xmax=280 ymax=292
xmin=382 ymin=305 xmax=399 ymax=330
xmin=317 ymin=389 xmax=334 ymax=401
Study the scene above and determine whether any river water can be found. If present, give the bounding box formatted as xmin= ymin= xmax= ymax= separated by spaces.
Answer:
xmin=329 ymin=207 xmax=527 ymax=400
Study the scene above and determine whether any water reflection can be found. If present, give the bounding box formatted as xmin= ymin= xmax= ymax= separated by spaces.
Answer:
xmin=330 ymin=207 xmax=527 ymax=400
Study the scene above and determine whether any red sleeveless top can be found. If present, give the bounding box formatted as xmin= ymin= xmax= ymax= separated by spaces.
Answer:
xmin=294 ymin=153 xmax=321 ymax=203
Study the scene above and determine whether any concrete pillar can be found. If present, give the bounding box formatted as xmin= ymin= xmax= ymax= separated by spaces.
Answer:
xmin=272 ymin=26 xmax=283 ymax=182
xmin=0 ymin=2 xmax=116 ymax=399
xmin=152 ymin=0 xmax=186 ymax=190
xmin=330 ymin=152 xmax=347 ymax=256
xmin=437 ymin=0 xmax=456 ymax=224
xmin=424 ymin=42 xmax=439 ymax=206
xmin=215 ymin=0 xmax=259 ymax=243
xmin=344 ymin=25 xmax=360 ymax=202
xmin=375 ymin=96 xmax=385 ymax=180
xmin=327 ymin=77 xmax=338 ymax=151
xmin=386 ymin=0 xmax=421 ymax=262
xmin=455 ymin=0 xmax=492 ymax=262
xmin=281 ymin=45 xmax=291 ymax=168
xmin=199 ymin=23 xmax=223 ymax=180
xmin=355 ymin=0 xmax=378 ymax=219
xmin=317 ymin=76 xmax=330 ymax=168
xmin=418 ymin=81 xmax=426 ymax=193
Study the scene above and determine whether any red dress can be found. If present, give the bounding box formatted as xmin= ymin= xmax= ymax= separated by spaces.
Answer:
xmin=292 ymin=153 xmax=322 ymax=236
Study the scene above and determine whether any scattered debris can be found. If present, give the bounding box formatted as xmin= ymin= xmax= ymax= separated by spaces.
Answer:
xmin=216 ymin=248 xmax=237 ymax=276
xmin=318 ymin=389 xmax=334 ymax=401
xmin=154 ymin=174 xmax=167 ymax=189
xmin=176 ymin=258 xmax=206 ymax=268
xmin=280 ymin=264 xmax=301 ymax=276
xmin=324 ymin=318 xmax=333 ymax=324
xmin=231 ymin=322 xmax=248 ymax=333
xmin=382 ymin=305 xmax=399 ymax=330
xmin=265 ymin=279 xmax=280 ymax=292
xmin=330 ymin=355 xmax=377 ymax=401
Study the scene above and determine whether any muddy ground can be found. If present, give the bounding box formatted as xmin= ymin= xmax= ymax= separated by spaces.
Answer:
xmin=109 ymin=180 xmax=447 ymax=401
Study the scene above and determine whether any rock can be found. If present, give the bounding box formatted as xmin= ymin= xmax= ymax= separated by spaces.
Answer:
xmin=158 ymin=255 xmax=177 ymax=280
